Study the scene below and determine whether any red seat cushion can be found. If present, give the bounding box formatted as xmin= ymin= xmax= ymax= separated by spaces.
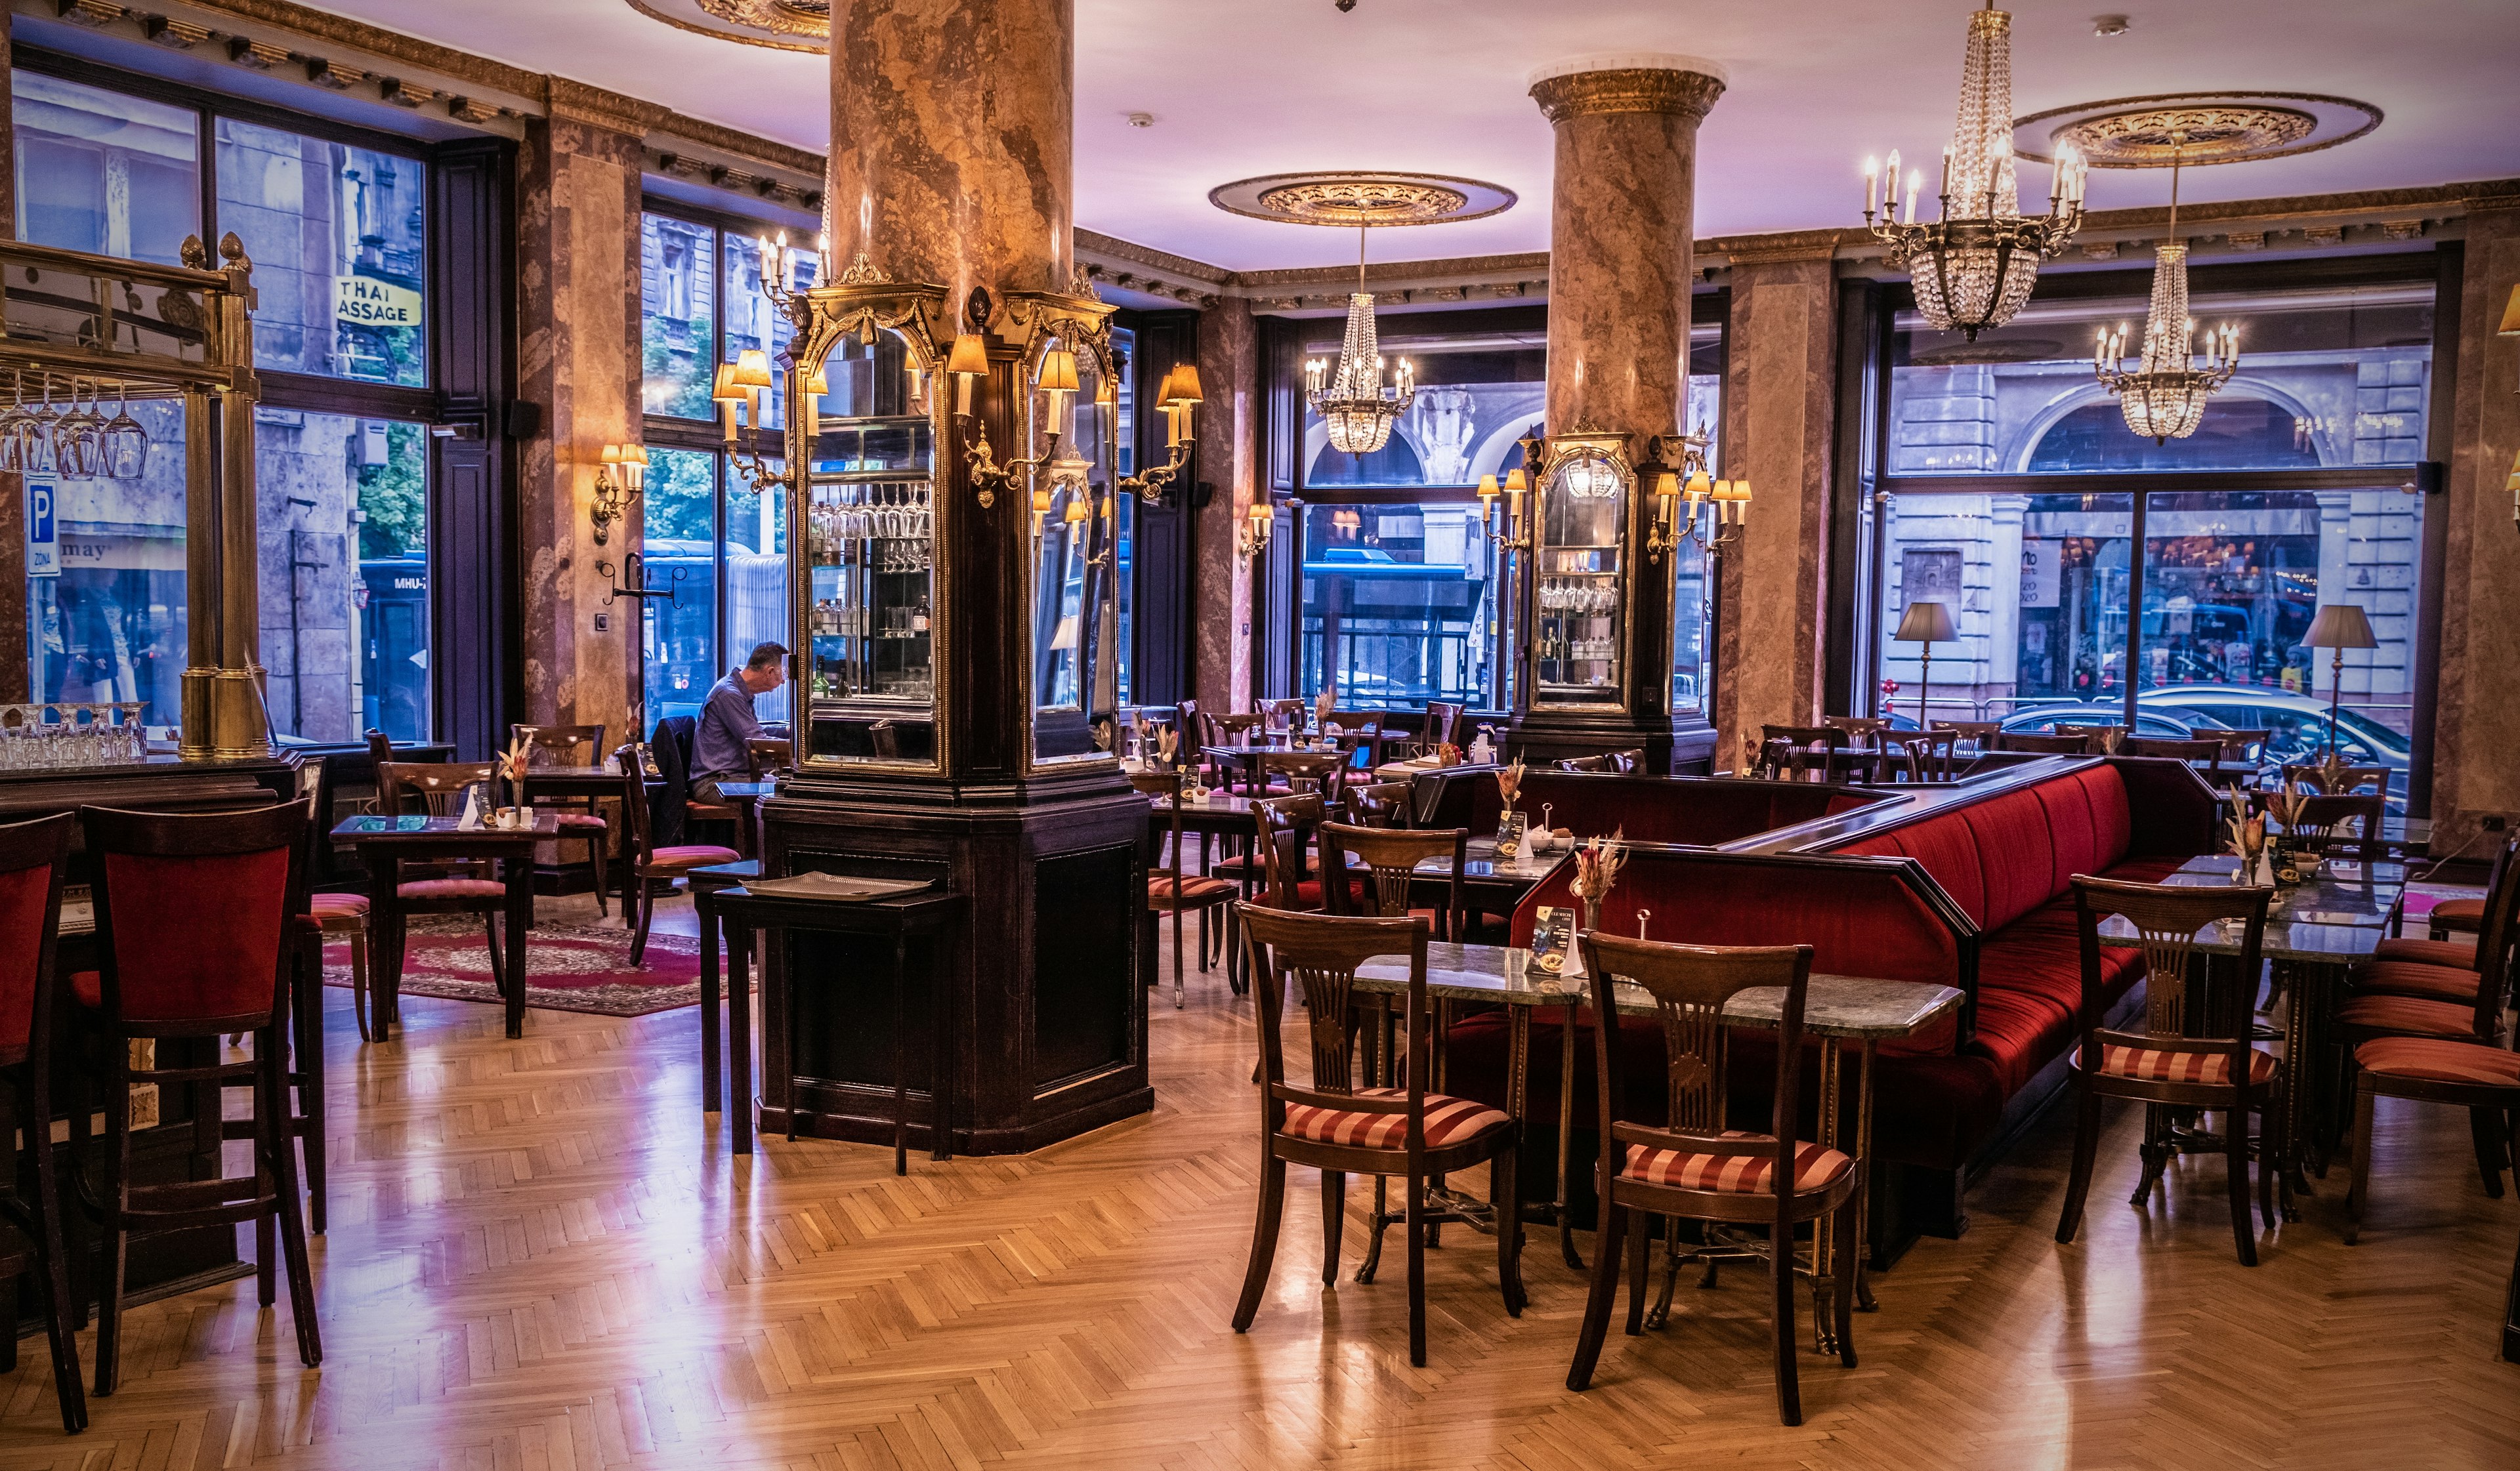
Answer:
xmin=2350 ymin=960 xmax=2481 ymax=1005
xmin=1148 ymin=874 xmax=1238 ymax=908
xmin=2335 ymin=992 xmax=2481 ymax=1039
xmin=1292 ymin=877 xmax=1367 ymax=908
xmin=1963 ymin=789 xmax=2059 ymax=932
xmin=2355 ymin=1037 xmax=2520 ymax=1088
xmin=1280 ymin=1088 xmax=1507 ymax=1150
xmin=648 ymin=844 xmax=744 ymax=869
xmin=2370 ymin=938 xmax=2476 ymax=968
xmin=307 ymin=892 xmax=371 ymax=916
xmin=1620 ymin=1132 xmax=1854 ymax=1194
xmin=0 ymin=866 xmax=47 ymax=1053
xmin=2097 ymin=1043 xmax=2277 ymax=1087
xmin=70 ymin=969 xmax=100 ymax=1010
xmin=2430 ymin=897 xmax=2486 ymax=932
xmin=399 ymin=878 xmax=509 ymax=900
xmin=548 ymin=812 xmax=608 ymax=830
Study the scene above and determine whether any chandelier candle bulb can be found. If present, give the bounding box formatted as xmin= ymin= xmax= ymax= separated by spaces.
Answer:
xmin=1865 ymin=157 xmax=1880 ymax=214
xmin=1905 ymin=171 xmax=1922 ymax=224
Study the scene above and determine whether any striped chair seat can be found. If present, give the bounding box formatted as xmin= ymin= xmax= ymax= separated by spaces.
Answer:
xmin=2370 ymin=936 xmax=2475 ymax=968
xmin=2334 ymin=992 xmax=2480 ymax=1039
xmin=648 ymin=844 xmax=743 ymax=869
xmin=2429 ymin=896 xmax=2486 ymax=933
xmin=2355 ymin=1036 xmax=2520 ymax=1088
xmin=1147 ymin=874 xmax=1238 ymax=909
xmin=2099 ymin=1043 xmax=2278 ymax=1087
xmin=2349 ymin=960 xmax=2480 ymax=1006
xmin=1619 ymin=1131 xmax=1854 ymax=1195
xmin=399 ymin=878 xmax=507 ymax=900
xmin=1280 ymin=1088 xmax=1507 ymax=1150
xmin=307 ymin=892 xmax=371 ymax=917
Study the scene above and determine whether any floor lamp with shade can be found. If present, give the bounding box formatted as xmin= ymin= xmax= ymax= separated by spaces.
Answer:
xmin=2301 ymin=602 xmax=2377 ymax=758
xmin=1895 ymin=599 xmax=1958 ymax=730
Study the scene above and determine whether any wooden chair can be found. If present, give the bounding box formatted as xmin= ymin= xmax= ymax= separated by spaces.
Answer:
xmin=1564 ymin=933 xmax=1857 ymax=1425
xmin=514 ymin=723 xmax=612 ymax=917
xmin=1929 ymin=718 xmax=2003 ymax=754
xmin=1259 ymin=697 xmax=1309 ymax=737
xmin=1230 ymin=904 xmax=1522 ymax=1367
xmin=1250 ymin=793 xmax=1361 ymax=913
xmin=1343 ymin=780 xmax=1416 ymax=829
xmin=375 ymin=760 xmax=514 ymax=999
xmin=1260 ymin=749 xmax=1349 ymax=804
xmin=2367 ymin=833 xmax=2516 ymax=972
xmin=744 ymin=736 xmax=793 ymax=777
xmin=2347 ymin=1031 xmax=2520 ymax=1250
xmin=2348 ymin=833 xmax=2517 ymax=1051
xmin=280 ymin=762 xmax=339 ymax=1234
xmin=72 ymin=802 xmax=321 ymax=1392
xmin=2209 ymin=727 xmax=2273 ymax=778
xmin=1319 ymin=821 xmax=1466 ymax=940
xmin=2056 ymin=723 xmax=2123 ymax=753
xmin=2119 ymin=735 xmax=2223 ymax=764
xmin=1890 ymin=730 xmax=1960 ymax=783
xmin=1757 ymin=724 xmax=1849 ymax=782
xmin=1820 ymin=716 xmax=1890 ymax=774
xmin=1410 ymin=700 xmax=1467 ymax=758
xmin=2280 ymin=761 xmax=2392 ymax=795
xmin=297 ymin=760 xmax=376 ymax=1043
xmin=1174 ymin=697 xmax=1206 ymax=780
xmin=614 ymin=745 xmax=744 ymax=966
xmin=0 ymin=812 xmax=89 ymax=1432
xmin=1994 ymin=731 xmax=2095 ymax=755
xmin=1131 ymin=770 xmax=1239 ymax=1008
xmin=2057 ymin=877 xmax=2279 ymax=1266
xmin=1328 ymin=710 xmax=1397 ymax=770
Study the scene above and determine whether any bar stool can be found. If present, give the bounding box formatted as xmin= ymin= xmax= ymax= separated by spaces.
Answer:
xmin=72 ymin=802 xmax=321 ymax=1393
xmin=0 ymin=813 xmax=89 ymax=1434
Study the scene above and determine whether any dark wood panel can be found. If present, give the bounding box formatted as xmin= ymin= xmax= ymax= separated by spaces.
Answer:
xmin=1030 ymin=841 xmax=1137 ymax=1087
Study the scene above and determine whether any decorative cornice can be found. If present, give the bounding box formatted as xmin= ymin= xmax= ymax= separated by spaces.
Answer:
xmin=651 ymin=110 xmax=820 ymax=178
xmin=1073 ymin=230 xmax=1231 ymax=289
xmin=1530 ymin=68 xmax=1725 ymax=125
xmin=176 ymin=0 xmax=544 ymax=97
xmin=542 ymin=75 xmax=663 ymax=136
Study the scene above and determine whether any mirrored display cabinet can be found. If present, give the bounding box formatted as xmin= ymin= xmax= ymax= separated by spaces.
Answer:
xmin=1532 ymin=435 xmax=1631 ymax=710
xmin=803 ymin=333 xmax=938 ymax=762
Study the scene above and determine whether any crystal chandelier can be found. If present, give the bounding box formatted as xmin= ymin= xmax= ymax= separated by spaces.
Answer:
xmin=1863 ymin=3 xmax=2088 ymax=340
xmin=2094 ymin=140 xmax=2237 ymax=443
xmin=1304 ymin=222 xmax=1416 ymax=455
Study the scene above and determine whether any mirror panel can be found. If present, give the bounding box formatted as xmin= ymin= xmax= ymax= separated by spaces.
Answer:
xmin=1028 ymin=338 xmax=1122 ymax=764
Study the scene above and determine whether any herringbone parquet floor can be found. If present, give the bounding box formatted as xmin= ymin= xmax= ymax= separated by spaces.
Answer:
xmin=3 ymin=894 xmax=2515 ymax=1469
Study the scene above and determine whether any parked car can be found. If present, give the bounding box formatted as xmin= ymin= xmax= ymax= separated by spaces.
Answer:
xmin=2135 ymin=686 xmax=2410 ymax=797
xmin=1997 ymin=703 xmax=2218 ymax=740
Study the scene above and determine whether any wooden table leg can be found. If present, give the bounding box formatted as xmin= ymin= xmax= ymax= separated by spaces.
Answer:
xmin=1810 ymin=1035 xmax=1846 ymax=1353
xmin=698 ymin=890 xmax=723 ymax=1115
xmin=931 ymin=928 xmax=952 ymax=1162
xmin=892 ymin=930 xmax=910 ymax=1175
xmin=370 ymin=849 xmax=404 ymax=1033
xmin=1557 ymin=998 xmax=1582 ymax=1271
xmin=503 ymin=849 xmax=529 ymax=1039
xmin=731 ymin=920 xmax=754 ymax=1155
xmin=1855 ymin=1039 xmax=1880 ymax=1312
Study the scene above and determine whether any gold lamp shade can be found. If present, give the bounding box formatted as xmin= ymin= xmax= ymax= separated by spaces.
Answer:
xmin=710 ymin=362 xmax=746 ymax=401
xmin=2500 ymin=283 xmax=2520 ymax=336
xmin=2302 ymin=602 xmax=2378 ymax=650
xmin=1036 ymin=348 xmax=1080 ymax=394
xmin=729 ymin=349 xmax=775 ymax=390
xmin=1894 ymin=598 xmax=1957 ymax=644
xmin=946 ymin=333 xmax=990 ymax=377
xmin=1162 ymin=363 xmax=1204 ymax=407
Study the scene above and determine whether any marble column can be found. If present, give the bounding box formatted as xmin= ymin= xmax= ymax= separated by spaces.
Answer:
xmin=1715 ymin=247 xmax=1840 ymax=764
xmin=2429 ymin=199 xmax=2520 ymax=848
xmin=1194 ymin=295 xmax=1256 ymax=720
xmin=826 ymin=0 xmax=1072 ymax=306
xmin=515 ymin=83 xmax=646 ymax=747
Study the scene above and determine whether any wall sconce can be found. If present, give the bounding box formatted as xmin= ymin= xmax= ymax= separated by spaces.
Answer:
xmin=717 ymin=349 xmax=779 ymax=491
xmin=1480 ymin=466 xmax=1532 ymax=551
xmin=590 ymin=443 xmax=646 ymax=546
xmin=1122 ymin=362 xmax=1204 ymax=505
xmin=1037 ymin=346 xmax=1080 ymax=433
xmin=802 ymin=365 xmax=828 ymax=440
xmin=947 ymin=332 xmax=989 ymax=417
xmin=966 ymin=340 xmax=1070 ymax=510
xmin=1236 ymin=500 xmax=1272 ymax=563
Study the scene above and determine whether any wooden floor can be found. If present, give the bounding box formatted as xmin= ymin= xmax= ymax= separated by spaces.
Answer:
xmin=3 ymin=893 xmax=2516 ymax=1470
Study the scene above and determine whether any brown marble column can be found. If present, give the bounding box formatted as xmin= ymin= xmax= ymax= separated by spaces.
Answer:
xmin=515 ymin=84 xmax=646 ymax=747
xmin=1530 ymin=59 xmax=1725 ymax=438
xmin=2429 ymin=198 xmax=2520 ymax=850
xmin=1715 ymin=246 xmax=1841 ymax=767
xmin=1193 ymin=295 xmax=1256 ymax=719
xmin=826 ymin=0 xmax=1073 ymax=306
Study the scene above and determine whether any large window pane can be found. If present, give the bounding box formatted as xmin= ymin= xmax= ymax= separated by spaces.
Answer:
xmin=26 ymin=402 xmax=190 ymax=730
xmin=1301 ymin=327 xmax=1543 ymax=489
xmin=641 ymin=447 xmax=721 ymax=727
xmin=725 ymin=472 xmax=791 ymax=726
xmin=1887 ymin=281 xmax=2433 ymax=474
xmin=11 ymin=71 xmax=200 ymax=266
xmin=1876 ymin=490 xmax=2135 ymax=726
xmin=641 ymin=213 xmax=717 ymax=419
xmin=724 ymin=237 xmax=811 ymax=428
xmin=1299 ymin=503 xmax=1498 ymax=710
xmin=1673 ymin=327 xmax=1723 ymax=715
xmin=216 ymin=120 xmax=426 ymax=386
xmin=254 ymin=411 xmax=429 ymax=741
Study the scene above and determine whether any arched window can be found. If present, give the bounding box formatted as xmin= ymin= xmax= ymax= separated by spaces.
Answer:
xmin=2026 ymin=396 xmax=2320 ymax=472
xmin=1307 ymin=434 xmax=1426 ymax=487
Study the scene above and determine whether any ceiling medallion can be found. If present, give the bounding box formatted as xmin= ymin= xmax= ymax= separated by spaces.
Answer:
xmin=1208 ymin=173 xmax=1517 ymax=228
xmin=623 ymin=0 xmax=825 ymax=52
xmin=2013 ymin=91 xmax=2382 ymax=167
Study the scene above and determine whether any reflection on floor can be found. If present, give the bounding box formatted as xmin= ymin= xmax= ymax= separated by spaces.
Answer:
xmin=3 ymin=891 xmax=2514 ymax=1468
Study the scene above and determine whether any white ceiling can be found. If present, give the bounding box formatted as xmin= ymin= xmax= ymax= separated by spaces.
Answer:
xmin=304 ymin=0 xmax=2520 ymax=273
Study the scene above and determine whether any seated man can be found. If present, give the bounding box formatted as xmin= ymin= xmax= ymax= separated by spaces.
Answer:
xmin=692 ymin=642 xmax=788 ymax=803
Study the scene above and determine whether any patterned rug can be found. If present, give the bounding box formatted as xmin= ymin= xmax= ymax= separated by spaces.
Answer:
xmin=321 ymin=916 xmax=717 ymax=1018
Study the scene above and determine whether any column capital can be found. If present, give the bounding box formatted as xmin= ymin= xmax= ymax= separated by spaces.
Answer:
xmin=1528 ymin=54 xmax=1727 ymax=124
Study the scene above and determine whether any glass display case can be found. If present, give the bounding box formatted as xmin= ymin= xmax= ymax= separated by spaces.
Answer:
xmin=1530 ymin=437 xmax=1631 ymax=709
xmin=797 ymin=323 xmax=943 ymax=764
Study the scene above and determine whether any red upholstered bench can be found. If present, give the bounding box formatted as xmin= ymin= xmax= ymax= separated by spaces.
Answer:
xmin=1441 ymin=756 xmax=2217 ymax=1250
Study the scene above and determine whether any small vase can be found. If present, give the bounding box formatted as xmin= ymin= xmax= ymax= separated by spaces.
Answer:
xmin=1580 ymin=896 xmax=1602 ymax=934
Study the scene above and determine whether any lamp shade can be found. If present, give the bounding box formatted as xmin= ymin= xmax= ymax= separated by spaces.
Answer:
xmin=600 ymin=444 xmax=623 ymax=465
xmin=946 ymin=333 xmax=990 ymax=377
xmin=1162 ymin=363 xmax=1205 ymax=406
xmin=710 ymin=362 xmax=745 ymax=402
xmin=1036 ymin=348 xmax=1080 ymax=394
xmin=1894 ymin=598 xmax=1957 ymax=644
xmin=2302 ymin=602 xmax=2378 ymax=650
xmin=2500 ymin=283 xmax=2520 ymax=336
xmin=729 ymin=349 xmax=774 ymax=389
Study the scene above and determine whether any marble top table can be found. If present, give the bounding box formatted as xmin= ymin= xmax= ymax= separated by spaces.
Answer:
xmin=2099 ymin=854 xmax=2404 ymax=964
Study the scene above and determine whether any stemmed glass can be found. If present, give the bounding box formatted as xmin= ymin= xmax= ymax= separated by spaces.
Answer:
xmin=54 ymin=379 xmax=104 ymax=481
xmin=102 ymin=379 xmax=149 ymax=480
xmin=0 ymin=373 xmax=33 ymax=475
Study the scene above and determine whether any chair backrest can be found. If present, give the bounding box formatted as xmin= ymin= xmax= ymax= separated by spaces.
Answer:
xmin=1262 ymin=749 xmax=1348 ymax=801
xmin=1251 ymin=793 xmax=1327 ymax=908
xmin=1423 ymin=701 xmax=1466 ymax=752
xmin=0 ymin=812 xmax=74 ymax=1062
xmin=365 ymin=728 xmax=394 ymax=768
xmin=2120 ymin=736 xmax=2222 ymax=764
xmin=378 ymin=760 xmax=494 ymax=818
xmin=744 ymin=736 xmax=793 ymax=777
xmin=1820 ymin=715 xmax=1889 ymax=749
xmin=82 ymin=802 xmax=306 ymax=1030
xmin=2213 ymin=728 xmax=2273 ymax=758
xmin=1929 ymin=718 xmax=2003 ymax=752
xmin=2281 ymin=791 xmax=2387 ymax=860
xmin=2055 ymin=724 xmax=2122 ymax=753
xmin=513 ymin=723 xmax=604 ymax=767
xmin=1893 ymin=730 xmax=1960 ymax=783
xmin=1259 ymin=697 xmax=1308 ymax=734
xmin=2465 ymin=837 xmax=2520 ymax=1041
xmin=1345 ymin=780 xmax=1415 ymax=828
xmin=1556 ymin=755 xmax=1606 ymax=773
xmin=612 ymin=743 xmax=666 ymax=866
xmin=2069 ymin=875 xmax=2269 ymax=1066
xmin=1206 ymin=711 xmax=1265 ymax=749
xmin=1605 ymin=747 xmax=1643 ymax=774
xmin=1320 ymin=821 xmax=1465 ymax=932
xmin=1578 ymin=932 xmax=1816 ymax=1196
xmin=1175 ymin=698 xmax=1202 ymax=759
xmin=2280 ymin=762 xmax=2391 ymax=795
xmin=1995 ymin=731 xmax=2093 ymax=755
xmin=1238 ymin=903 xmax=1431 ymax=1142
xmin=1759 ymin=724 xmax=1847 ymax=781
xmin=1128 ymin=769 xmax=1187 ymax=894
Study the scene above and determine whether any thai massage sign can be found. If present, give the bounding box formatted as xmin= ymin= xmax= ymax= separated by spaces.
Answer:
xmin=334 ymin=275 xmax=423 ymax=329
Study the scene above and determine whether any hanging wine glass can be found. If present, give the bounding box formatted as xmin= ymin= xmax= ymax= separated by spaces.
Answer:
xmin=26 ymin=374 xmax=60 ymax=476
xmin=56 ymin=379 xmax=104 ymax=481
xmin=0 ymin=372 xmax=31 ymax=476
xmin=102 ymin=378 xmax=150 ymax=480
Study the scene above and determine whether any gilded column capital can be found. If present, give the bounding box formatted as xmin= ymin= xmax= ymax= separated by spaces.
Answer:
xmin=1528 ymin=57 xmax=1727 ymax=125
